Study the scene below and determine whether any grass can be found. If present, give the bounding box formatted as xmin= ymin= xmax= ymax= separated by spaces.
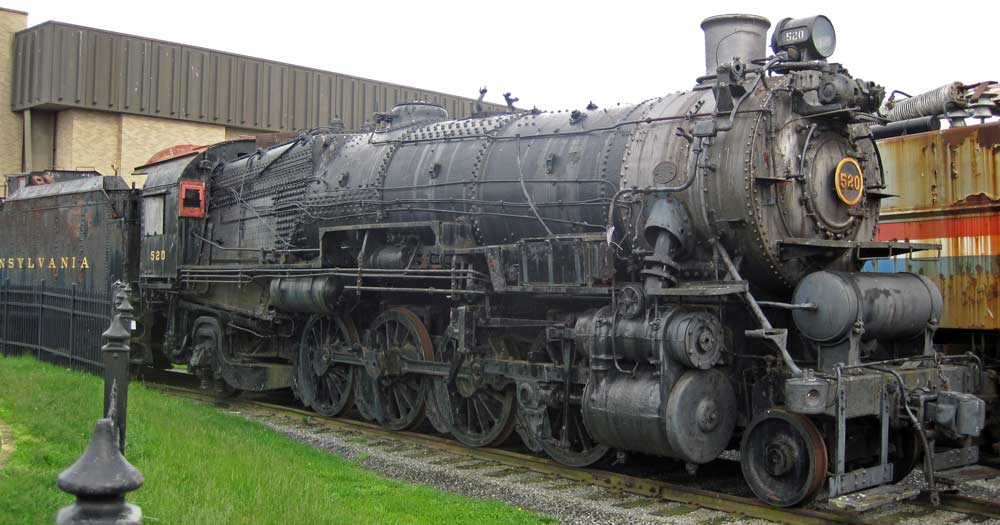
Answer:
xmin=0 ymin=356 xmax=552 ymax=524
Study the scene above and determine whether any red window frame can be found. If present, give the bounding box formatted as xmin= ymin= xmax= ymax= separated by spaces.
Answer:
xmin=178 ymin=180 xmax=207 ymax=218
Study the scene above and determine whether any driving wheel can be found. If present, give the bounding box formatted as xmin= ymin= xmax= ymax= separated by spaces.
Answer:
xmin=361 ymin=307 xmax=434 ymax=431
xmin=295 ymin=315 xmax=358 ymax=417
xmin=434 ymin=337 xmax=516 ymax=447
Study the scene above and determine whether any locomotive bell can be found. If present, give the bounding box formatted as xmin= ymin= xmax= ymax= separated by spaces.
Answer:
xmin=700 ymin=14 xmax=770 ymax=77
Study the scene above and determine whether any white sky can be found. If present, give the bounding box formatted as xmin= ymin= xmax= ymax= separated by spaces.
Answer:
xmin=9 ymin=1 xmax=993 ymax=111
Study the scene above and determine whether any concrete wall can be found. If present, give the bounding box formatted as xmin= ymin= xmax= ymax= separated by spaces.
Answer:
xmin=28 ymin=109 xmax=55 ymax=170
xmin=0 ymin=8 xmax=26 ymax=195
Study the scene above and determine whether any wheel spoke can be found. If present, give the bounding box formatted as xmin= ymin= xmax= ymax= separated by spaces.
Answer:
xmin=477 ymin=394 xmax=498 ymax=422
xmin=326 ymin=376 xmax=343 ymax=397
xmin=472 ymin=398 xmax=490 ymax=433
xmin=572 ymin=413 xmax=588 ymax=450
xmin=396 ymin=384 xmax=414 ymax=412
xmin=392 ymin=387 xmax=409 ymax=419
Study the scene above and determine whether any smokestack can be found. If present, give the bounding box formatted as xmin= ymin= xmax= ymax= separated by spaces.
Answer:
xmin=701 ymin=14 xmax=771 ymax=77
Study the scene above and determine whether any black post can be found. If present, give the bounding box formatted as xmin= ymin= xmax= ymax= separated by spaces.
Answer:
xmin=102 ymin=283 xmax=131 ymax=454
xmin=116 ymin=283 xmax=135 ymax=334
xmin=69 ymin=284 xmax=76 ymax=364
xmin=1 ymin=278 xmax=7 ymax=354
xmin=57 ymin=281 xmax=144 ymax=524
xmin=56 ymin=416 xmax=143 ymax=525
xmin=37 ymin=280 xmax=45 ymax=360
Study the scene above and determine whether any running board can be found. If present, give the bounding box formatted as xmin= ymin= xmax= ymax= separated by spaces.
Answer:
xmin=778 ymin=238 xmax=939 ymax=260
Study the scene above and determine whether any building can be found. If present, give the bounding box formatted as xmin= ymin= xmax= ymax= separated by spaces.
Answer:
xmin=2 ymin=8 xmax=505 ymax=191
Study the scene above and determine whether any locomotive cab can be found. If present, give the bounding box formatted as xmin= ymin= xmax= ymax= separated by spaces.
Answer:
xmin=137 ymin=140 xmax=255 ymax=288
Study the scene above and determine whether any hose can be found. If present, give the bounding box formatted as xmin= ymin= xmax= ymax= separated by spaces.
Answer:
xmin=867 ymin=365 xmax=939 ymax=505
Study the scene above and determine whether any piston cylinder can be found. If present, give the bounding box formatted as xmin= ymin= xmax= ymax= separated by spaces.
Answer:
xmin=575 ymin=306 xmax=722 ymax=370
xmin=791 ymin=271 xmax=942 ymax=343
xmin=582 ymin=368 xmax=736 ymax=463
xmin=269 ymin=276 xmax=342 ymax=314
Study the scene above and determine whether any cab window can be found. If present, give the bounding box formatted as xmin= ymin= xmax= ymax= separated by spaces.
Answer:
xmin=178 ymin=180 xmax=206 ymax=218
xmin=143 ymin=195 xmax=164 ymax=236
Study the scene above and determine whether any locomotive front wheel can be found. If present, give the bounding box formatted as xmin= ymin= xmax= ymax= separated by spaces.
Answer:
xmin=435 ymin=337 xmax=516 ymax=447
xmin=363 ymin=307 xmax=434 ymax=431
xmin=740 ymin=409 xmax=828 ymax=507
xmin=295 ymin=315 xmax=358 ymax=418
xmin=539 ymin=401 xmax=610 ymax=468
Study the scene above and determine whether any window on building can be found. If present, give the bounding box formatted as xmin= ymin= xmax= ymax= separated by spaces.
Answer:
xmin=143 ymin=195 xmax=164 ymax=236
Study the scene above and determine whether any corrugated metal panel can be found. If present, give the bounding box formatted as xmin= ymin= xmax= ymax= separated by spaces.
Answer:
xmin=12 ymin=21 xmax=507 ymax=131
xmin=874 ymin=122 xmax=1000 ymax=331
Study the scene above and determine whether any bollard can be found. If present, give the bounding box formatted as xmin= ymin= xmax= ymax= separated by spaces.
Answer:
xmin=56 ymin=417 xmax=143 ymax=525
xmin=115 ymin=283 xmax=135 ymax=332
xmin=102 ymin=287 xmax=131 ymax=454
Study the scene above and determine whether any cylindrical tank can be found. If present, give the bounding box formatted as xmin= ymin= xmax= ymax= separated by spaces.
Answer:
xmin=575 ymin=306 xmax=723 ymax=370
xmin=791 ymin=271 xmax=943 ymax=343
xmin=582 ymin=368 xmax=736 ymax=463
xmin=269 ymin=277 xmax=342 ymax=314
xmin=700 ymin=14 xmax=771 ymax=76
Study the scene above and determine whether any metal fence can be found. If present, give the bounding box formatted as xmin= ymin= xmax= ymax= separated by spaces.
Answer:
xmin=0 ymin=281 xmax=113 ymax=374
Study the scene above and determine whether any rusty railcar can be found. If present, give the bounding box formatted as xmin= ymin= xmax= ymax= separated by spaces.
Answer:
xmin=874 ymin=121 xmax=1000 ymax=335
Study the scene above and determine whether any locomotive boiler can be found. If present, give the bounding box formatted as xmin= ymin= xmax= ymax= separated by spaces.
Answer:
xmin=8 ymin=13 xmax=988 ymax=508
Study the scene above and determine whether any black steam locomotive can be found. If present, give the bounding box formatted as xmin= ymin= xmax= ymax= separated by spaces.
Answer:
xmin=1 ymin=14 xmax=989 ymax=508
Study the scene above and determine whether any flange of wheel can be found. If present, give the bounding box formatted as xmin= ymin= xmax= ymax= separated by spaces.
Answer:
xmin=740 ymin=409 xmax=828 ymax=507
xmin=362 ymin=307 xmax=434 ymax=431
xmin=295 ymin=315 xmax=358 ymax=417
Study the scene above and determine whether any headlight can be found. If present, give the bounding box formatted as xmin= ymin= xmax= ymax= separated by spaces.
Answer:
xmin=771 ymin=15 xmax=837 ymax=60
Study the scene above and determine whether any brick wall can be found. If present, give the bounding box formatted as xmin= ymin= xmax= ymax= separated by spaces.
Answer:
xmin=120 ymin=114 xmax=225 ymax=187
xmin=49 ymin=109 xmax=228 ymax=187
xmin=0 ymin=8 xmax=26 ymax=195
xmin=54 ymin=109 xmax=122 ymax=176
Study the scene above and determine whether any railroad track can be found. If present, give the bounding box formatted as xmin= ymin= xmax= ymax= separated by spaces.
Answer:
xmin=145 ymin=375 xmax=1000 ymax=525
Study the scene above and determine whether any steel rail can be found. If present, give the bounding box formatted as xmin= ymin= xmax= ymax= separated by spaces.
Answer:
xmin=913 ymin=492 xmax=1000 ymax=519
xmin=147 ymin=380 xmax=884 ymax=525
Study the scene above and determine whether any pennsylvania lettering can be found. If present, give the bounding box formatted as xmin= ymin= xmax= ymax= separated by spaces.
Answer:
xmin=0 ymin=256 xmax=91 ymax=270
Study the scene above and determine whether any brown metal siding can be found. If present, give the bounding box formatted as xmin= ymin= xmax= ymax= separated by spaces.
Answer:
xmin=12 ymin=21 xmax=506 ymax=132
xmin=875 ymin=122 xmax=1000 ymax=331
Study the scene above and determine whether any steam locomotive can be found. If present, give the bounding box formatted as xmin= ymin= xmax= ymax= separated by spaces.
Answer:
xmin=1 ymin=14 xmax=990 ymax=508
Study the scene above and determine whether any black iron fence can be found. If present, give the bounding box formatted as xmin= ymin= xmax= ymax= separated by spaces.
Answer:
xmin=0 ymin=280 xmax=113 ymax=374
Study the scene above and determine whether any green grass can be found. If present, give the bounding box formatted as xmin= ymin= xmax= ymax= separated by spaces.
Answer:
xmin=0 ymin=356 xmax=552 ymax=524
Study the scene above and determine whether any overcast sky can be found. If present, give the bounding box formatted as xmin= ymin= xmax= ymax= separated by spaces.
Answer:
xmin=10 ymin=1 xmax=992 ymax=111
